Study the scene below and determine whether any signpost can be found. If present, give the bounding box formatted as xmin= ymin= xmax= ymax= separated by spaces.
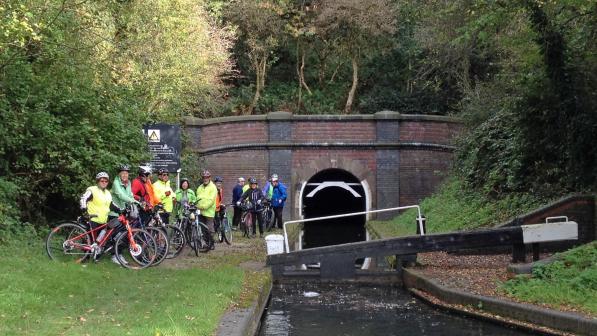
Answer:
xmin=143 ymin=124 xmax=181 ymax=186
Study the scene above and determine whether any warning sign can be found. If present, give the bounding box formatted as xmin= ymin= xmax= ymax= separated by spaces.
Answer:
xmin=143 ymin=124 xmax=181 ymax=172
xmin=147 ymin=129 xmax=161 ymax=142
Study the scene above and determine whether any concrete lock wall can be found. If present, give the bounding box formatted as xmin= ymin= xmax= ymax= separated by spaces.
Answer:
xmin=184 ymin=111 xmax=462 ymax=235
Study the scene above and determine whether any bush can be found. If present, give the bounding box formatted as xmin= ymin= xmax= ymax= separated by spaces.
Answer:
xmin=0 ymin=179 xmax=36 ymax=243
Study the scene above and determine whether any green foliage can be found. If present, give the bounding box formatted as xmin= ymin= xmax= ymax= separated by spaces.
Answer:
xmin=369 ymin=178 xmax=546 ymax=236
xmin=0 ymin=179 xmax=37 ymax=242
xmin=501 ymin=242 xmax=597 ymax=314
xmin=0 ymin=0 xmax=233 ymax=225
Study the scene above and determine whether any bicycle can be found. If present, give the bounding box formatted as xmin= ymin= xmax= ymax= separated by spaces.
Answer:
xmin=215 ymin=203 xmax=232 ymax=245
xmin=239 ymin=200 xmax=253 ymax=238
xmin=46 ymin=204 xmax=158 ymax=269
xmin=176 ymin=202 xmax=214 ymax=256
xmin=144 ymin=203 xmax=185 ymax=260
xmin=261 ymin=198 xmax=274 ymax=231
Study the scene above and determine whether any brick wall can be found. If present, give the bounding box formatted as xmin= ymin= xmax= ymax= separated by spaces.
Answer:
xmin=399 ymin=150 xmax=453 ymax=207
xmin=400 ymin=121 xmax=459 ymax=145
xmin=501 ymin=194 xmax=596 ymax=246
xmin=200 ymin=121 xmax=267 ymax=148
xmin=202 ymin=150 xmax=268 ymax=204
xmin=292 ymin=121 xmax=376 ymax=142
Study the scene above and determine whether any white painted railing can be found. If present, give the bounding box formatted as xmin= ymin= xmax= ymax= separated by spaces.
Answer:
xmin=282 ymin=205 xmax=424 ymax=253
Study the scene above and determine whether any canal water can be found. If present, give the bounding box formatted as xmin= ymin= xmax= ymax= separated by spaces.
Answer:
xmin=258 ymin=283 xmax=536 ymax=336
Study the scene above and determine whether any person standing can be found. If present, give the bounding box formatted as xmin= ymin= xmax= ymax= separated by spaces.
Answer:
xmin=175 ymin=178 xmax=196 ymax=218
xmin=153 ymin=168 xmax=175 ymax=224
xmin=231 ymin=177 xmax=245 ymax=229
xmin=196 ymin=170 xmax=217 ymax=249
xmin=214 ymin=176 xmax=224 ymax=232
xmin=80 ymin=172 xmax=121 ymax=264
xmin=270 ymin=174 xmax=287 ymax=230
xmin=131 ymin=165 xmax=153 ymax=224
xmin=109 ymin=164 xmax=136 ymax=221
xmin=238 ymin=177 xmax=266 ymax=238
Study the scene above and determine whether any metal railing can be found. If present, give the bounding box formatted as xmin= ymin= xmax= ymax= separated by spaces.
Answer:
xmin=282 ymin=205 xmax=424 ymax=253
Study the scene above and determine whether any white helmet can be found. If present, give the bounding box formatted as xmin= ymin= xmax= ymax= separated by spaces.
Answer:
xmin=96 ymin=172 xmax=109 ymax=180
xmin=138 ymin=165 xmax=152 ymax=175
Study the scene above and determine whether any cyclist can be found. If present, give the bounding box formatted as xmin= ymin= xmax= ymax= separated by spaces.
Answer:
xmin=132 ymin=165 xmax=153 ymax=224
xmin=109 ymin=164 xmax=136 ymax=221
xmin=153 ymin=168 xmax=175 ymax=224
xmin=214 ymin=176 xmax=224 ymax=233
xmin=238 ymin=177 xmax=266 ymax=238
xmin=231 ymin=177 xmax=245 ymax=230
xmin=269 ymin=174 xmax=287 ymax=230
xmin=79 ymin=172 xmax=123 ymax=264
xmin=196 ymin=169 xmax=217 ymax=249
xmin=175 ymin=178 xmax=196 ymax=218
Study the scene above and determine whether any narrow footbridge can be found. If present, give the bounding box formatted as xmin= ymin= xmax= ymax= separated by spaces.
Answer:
xmin=267 ymin=220 xmax=578 ymax=282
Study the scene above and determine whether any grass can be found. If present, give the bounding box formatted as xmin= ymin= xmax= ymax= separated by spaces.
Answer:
xmin=0 ymin=234 xmax=268 ymax=336
xmin=367 ymin=178 xmax=546 ymax=237
xmin=501 ymin=242 xmax=597 ymax=315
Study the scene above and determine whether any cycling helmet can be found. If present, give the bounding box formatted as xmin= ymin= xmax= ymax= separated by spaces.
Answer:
xmin=201 ymin=170 xmax=211 ymax=178
xmin=248 ymin=177 xmax=257 ymax=184
xmin=271 ymin=173 xmax=279 ymax=181
xmin=180 ymin=177 xmax=190 ymax=188
xmin=158 ymin=168 xmax=168 ymax=175
xmin=214 ymin=176 xmax=223 ymax=183
xmin=138 ymin=165 xmax=152 ymax=175
xmin=96 ymin=172 xmax=109 ymax=180
xmin=118 ymin=164 xmax=130 ymax=172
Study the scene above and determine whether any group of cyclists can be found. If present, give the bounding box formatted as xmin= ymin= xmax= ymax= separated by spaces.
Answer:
xmin=80 ymin=163 xmax=287 ymax=264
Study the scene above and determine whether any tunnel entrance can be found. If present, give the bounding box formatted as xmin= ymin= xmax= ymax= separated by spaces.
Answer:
xmin=301 ymin=169 xmax=366 ymax=249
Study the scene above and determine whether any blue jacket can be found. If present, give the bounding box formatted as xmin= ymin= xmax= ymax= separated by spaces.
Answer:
xmin=232 ymin=184 xmax=244 ymax=204
xmin=271 ymin=182 xmax=287 ymax=208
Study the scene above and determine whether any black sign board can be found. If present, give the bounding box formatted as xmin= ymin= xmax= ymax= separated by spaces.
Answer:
xmin=143 ymin=124 xmax=181 ymax=173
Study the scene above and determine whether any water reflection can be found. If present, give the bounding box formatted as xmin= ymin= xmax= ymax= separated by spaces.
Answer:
xmin=259 ymin=283 xmax=535 ymax=336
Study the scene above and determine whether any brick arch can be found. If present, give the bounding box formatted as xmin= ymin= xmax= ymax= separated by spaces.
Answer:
xmin=292 ymin=156 xmax=374 ymax=219
xmin=184 ymin=111 xmax=462 ymax=222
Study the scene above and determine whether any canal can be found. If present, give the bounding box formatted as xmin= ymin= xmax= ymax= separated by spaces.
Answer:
xmin=258 ymin=283 xmax=537 ymax=336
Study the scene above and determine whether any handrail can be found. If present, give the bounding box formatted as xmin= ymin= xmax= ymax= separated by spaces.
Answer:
xmin=282 ymin=205 xmax=423 ymax=253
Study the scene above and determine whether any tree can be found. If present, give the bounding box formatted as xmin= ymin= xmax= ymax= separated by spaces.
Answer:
xmin=314 ymin=0 xmax=396 ymax=113
xmin=226 ymin=0 xmax=285 ymax=114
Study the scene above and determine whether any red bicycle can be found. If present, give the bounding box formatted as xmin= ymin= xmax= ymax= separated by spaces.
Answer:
xmin=46 ymin=204 xmax=158 ymax=269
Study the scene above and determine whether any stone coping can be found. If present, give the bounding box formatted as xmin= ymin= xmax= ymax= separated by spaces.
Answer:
xmin=216 ymin=277 xmax=272 ymax=336
xmin=184 ymin=111 xmax=462 ymax=126
xmin=195 ymin=141 xmax=456 ymax=155
xmin=403 ymin=268 xmax=597 ymax=336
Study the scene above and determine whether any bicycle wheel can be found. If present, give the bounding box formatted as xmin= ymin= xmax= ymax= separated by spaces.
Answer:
xmin=164 ymin=225 xmax=185 ymax=258
xmin=221 ymin=217 xmax=232 ymax=245
xmin=264 ymin=209 xmax=274 ymax=231
xmin=46 ymin=223 xmax=91 ymax=263
xmin=190 ymin=221 xmax=200 ymax=257
xmin=241 ymin=212 xmax=251 ymax=238
xmin=200 ymin=223 xmax=214 ymax=250
xmin=114 ymin=228 xmax=158 ymax=270
xmin=145 ymin=227 xmax=169 ymax=266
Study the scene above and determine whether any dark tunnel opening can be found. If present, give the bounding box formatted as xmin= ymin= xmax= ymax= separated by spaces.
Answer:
xmin=302 ymin=169 xmax=366 ymax=249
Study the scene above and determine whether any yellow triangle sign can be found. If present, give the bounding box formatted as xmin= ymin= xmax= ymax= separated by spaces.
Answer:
xmin=148 ymin=131 xmax=159 ymax=141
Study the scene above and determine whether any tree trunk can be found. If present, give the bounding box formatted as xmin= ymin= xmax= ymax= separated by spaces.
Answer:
xmin=344 ymin=56 xmax=358 ymax=114
xmin=297 ymin=43 xmax=302 ymax=109
xmin=249 ymin=55 xmax=268 ymax=115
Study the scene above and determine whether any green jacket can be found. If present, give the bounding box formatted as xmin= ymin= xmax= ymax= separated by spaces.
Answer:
xmin=196 ymin=181 xmax=217 ymax=218
xmin=109 ymin=176 xmax=135 ymax=217
xmin=175 ymin=188 xmax=197 ymax=216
